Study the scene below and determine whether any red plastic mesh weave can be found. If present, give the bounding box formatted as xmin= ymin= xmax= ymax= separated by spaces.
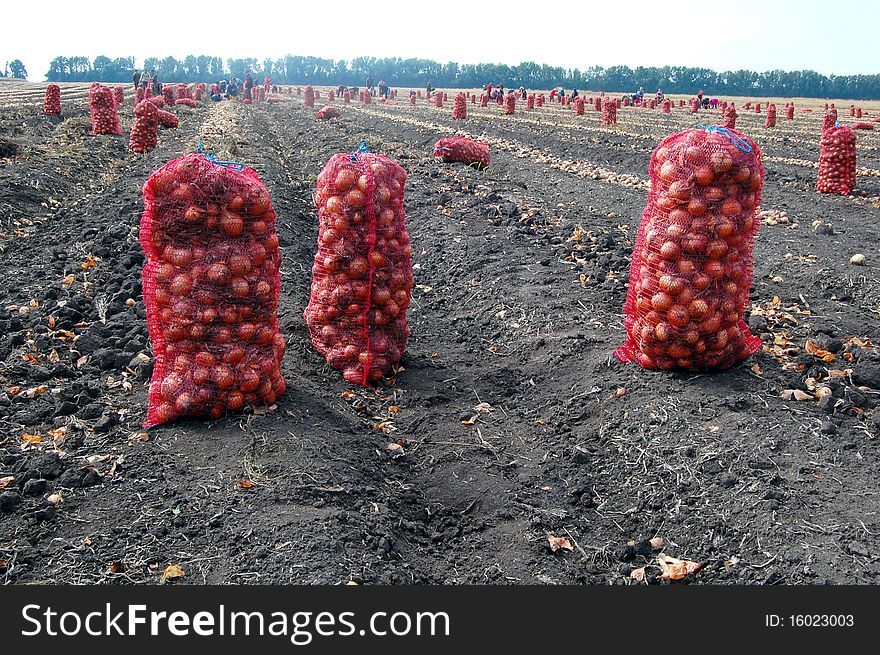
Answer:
xmin=140 ymin=154 xmax=285 ymax=427
xmin=176 ymin=84 xmax=190 ymax=101
xmin=755 ymin=103 xmax=761 ymax=113
xmin=176 ymin=98 xmax=198 ymax=108
xmin=305 ymin=151 xmax=413 ymax=385
xmin=136 ymin=87 xmax=145 ymax=104
xmin=147 ymin=96 xmax=166 ymax=108
xmin=765 ymin=104 xmax=776 ymax=128
xmin=328 ymin=90 xmax=335 ymax=102
xmin=850 ymin=105 xmax=855 ymax=117
xmin=344 ymin=90 xmax=351 ymax=103
xmin=480 ymin=94 xmax=488 ymax=107
xmin=43 ymin=84 xmax=61 ymax=116
xmin=316 ymin=105 xmax=340 ymax=120
xmin=453 ymin=93 xmax=467 ymax=119
xmin=601 ymin=97 xmax=617 ymax=127
xmin=503 ymin=94 xmax=515 ymax=115
xmin=88 ymin=84 xmax=122 ymax=135
xmin=433 ymin=93 xmax=443 ymax=108
xmin=130 ymin=100 xmax=159 ymax=153
xmin=662 ymin=100 xmax=672 ymax=113
xmin=537 ymin=94 xmax=544 ymax=107
xmin=433 ymin=137 xmax=490 ymax=169
xmin=527 ymin=95 xmax=535 ymax=110
xmin=162 ymin=85 xmax=176 ymax=106
xmin=853 ymin=122 xmax=873 ymax=130
xmin=817 ymin=126 xmax=856 ymax=194
xmin=114 ymin=86 xmax=125 ymax=107
xmin=304 ymin=86 xmax=316 ymax=107
xmin=615 ymin=126 xmax=764 ymax=371
xmin=785 ymin=103 xmax=794 ymax=120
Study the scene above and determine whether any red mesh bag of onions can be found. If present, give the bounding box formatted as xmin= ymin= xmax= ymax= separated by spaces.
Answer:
xmin=574 ymin=97 xmax=585 ymax=115
xmin=316 ymin=105 xmax=340 ymax=120
xmin=129 ymin=99 xmax=159 ymax=153
xmin=304 ymin=85 xmax=315 ymax=108
xmin=601 ymin=97 xmax=617 ymax=127
xmin=139 ymin=152 xmax=285 ymax=427
xmin=765 ymin=104 xmax=777 ymax=128
xmin=822 ymin=108 xmax=838 ymax=131
xmin=114 ymin=86 xmax=125 ymax=107
xmin=722 ymin=105 xmax=737 ymax=129
xmin=162 ymin=85 xmax=176 ymax=106
xmin=614 ymin=126 xmax=764 ymax=371
xmin=305 ymin=142 xmax=413 ymax=385
xmin=817 ymin=125 xmax=856 ymax=195
xmin=453 ymin=93 xmax=467 ymax=119
xmin=157 ymin=109 xmax=179 ymax=128
xmin=503 ymin=94 xmax=515 ymax=115
xmin=44 ymin=84 xmax=61 ymax=116
xmin=433 ymin=137 xmax=490 ymax=169
xmin=88 ymin=84 xmax=122 ymax=135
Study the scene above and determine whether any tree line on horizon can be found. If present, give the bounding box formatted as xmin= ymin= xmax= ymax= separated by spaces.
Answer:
xmin=42 ymin=54 xmax=880 ymax=100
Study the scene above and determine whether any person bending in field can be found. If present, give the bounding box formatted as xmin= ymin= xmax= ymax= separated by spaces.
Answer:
xmin=378 ymin=79 xmax=389 ymax=99
xmin=426 ymin=81 xmax=434 ymax=97
xmin=132 ymin=69 xmax=141 ymax=91
xmin=150 ymin=71 xmax=160 ymax=96
xmin=366 ymin=74 xmax=375 ymax=96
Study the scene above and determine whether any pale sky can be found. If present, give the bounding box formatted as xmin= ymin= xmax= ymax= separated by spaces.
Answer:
xmin=3 ymin=0 xmax=878 ymax=81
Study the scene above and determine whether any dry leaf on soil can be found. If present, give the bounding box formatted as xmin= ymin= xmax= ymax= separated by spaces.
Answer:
xmin=161 ymin=564 xmax=185 ymax=583
xmin=0 ymin=476 xmax=14 ymax=489
xmin=780 ymin=389 xmax=812 ymax=402
xmin=236 ymin=480 xmax=254 ymax=489
xmin=547 ymin=535 xmax=574 ymax=553
xmin=657 ymin=553 xmax=703 ymax=580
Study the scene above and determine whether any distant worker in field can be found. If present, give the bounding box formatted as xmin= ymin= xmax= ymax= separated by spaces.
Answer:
xmin=656 ymin=88 xmax=664 ymax=102
xmin=426 ymin=81 xmax=434 ymax=97
xmin=243 ymin=71 xmax=254 ymax=101
xmin=264 ymin=75 xmax=271 ymax=93
xmin=710 ymin=97 xmax=719 ymax=108
xmin=132 ymin=69 xmax=140 ymax=91
xmin=367 ymin=74 xmax=375 ymax=96
xmin=378 ymin=79 xmax=389 ymax=99
xmin=486 ymin=83 xmax=493 ymax=96
xmin=150 ymin=70 xmax=160 ymax=96
xmin=637 ymin=86 xmax=645 ymax=99
xmin=519 ymin=86 xmax=526 ymax=99
xmin=571 ymin=88 xmax=579 ymax=98
xmin=138 ymin=69 xmax=150 ymax=90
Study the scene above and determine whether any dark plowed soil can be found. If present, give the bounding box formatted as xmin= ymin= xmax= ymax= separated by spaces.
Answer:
xmin=1 ymin=87 xmax=879 ymax=585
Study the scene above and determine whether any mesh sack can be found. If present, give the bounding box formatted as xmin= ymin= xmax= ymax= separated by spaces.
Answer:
xmin=315 ymin=90 xmax=321 ymax=99
xmin=856 ymin=107 xmax=862 ymax=118
xmin=162 ymin=85 xmax=176 ymax=106
xmin=148 ymin=96 xmax=166 ymax=108
xmin=755 ymin=103 xmax=761 ymax=113
xmin=601 ymin=97 xmax=617 ymax=127
xmin=480 ymin=94 xmax=488 ymax=107
xmin=817 ymin=126 xmax=856 ymax=194
xmin=527 ymin=94 xmax=535 ymax=110
xmin=537 ymin=94 xmax=544 ymax=107
xmin=88 ymin=84 xmax=122 ymax=135
xmin=853 ymin=122 xmax=873 ymax=130
xmin=785 ymin=103 xmax=794 ymax=120
xmin=433 ymin=93 xmax=443 ymax=108
xmin=114 ymin=86 xmax=125 ymax=107
xmin=140 ymin=154 xmax=285 ymax=426
xmin=176 ymin=84 xmax=190 ymax=101
xmin=722 ymin=105 xmax=737 ymax=129
xmin=850 ymin=105 xmax=855 ymax=117
xmin=765 ymin=104 xmax=776 ymax=128
xmin=503 ymin=94 xmax=515 ymax=115
xmin=328 ymin=90 xmax=335 ymax=102
xmin=157 ymin=109 xmax=179 ymax=128
xmin=305 ymin=148 xmax=413 ymax=385
xmin=574 ymin=97 xmax=584 ymax=115
xmin=176 ymin=98 xmax=198 ymax=108
xmin=615 ymin=126 xmax=764 ymax=371
xmin=433 ymin=137 xmax=490 ymax=169
xmin=136 ymin=87 xmax=145 ymax=104
xmin=662 ymin=100 xmax=672 ymax=113
xmin=316 ymin=105 xmax=341 ymax=120
xmin=822 ymin=108 xmax=838 ymax=131
xmin=130 ymin=99 xmax=159 ymax=153
xmin=453 ymin=93 xmax=467 ymax=119
xmin=43 ymin=84 xmax=61 ymax=116
xmin=345 ymin=90 xmax=351 ymax=103
xmin=304 ymin=85 xmax=315 ymax=107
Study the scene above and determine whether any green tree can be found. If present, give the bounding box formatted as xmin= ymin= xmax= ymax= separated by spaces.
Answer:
xmin=9 ymin=59 xmax=27 ymax=79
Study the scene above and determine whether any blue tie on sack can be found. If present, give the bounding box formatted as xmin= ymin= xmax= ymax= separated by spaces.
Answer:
xmin=696 ymin=125 xmax=752 ymax=153
xmin=196 ymin=140 xmax=245 ymax=172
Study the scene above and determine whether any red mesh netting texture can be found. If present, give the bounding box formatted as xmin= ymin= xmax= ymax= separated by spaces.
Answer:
xmin=822 ymin=108 xmax=838 ymax=131
xmin=157 ymin=109 xmax=179 ymax=128
xmin=162 ymin=85 xmax=176 ymax=106
xmin=601 ymin=97 xmax=617 ymax=127
xmin=129 ymin=99 xmax=159 ymax=153
xmin=328 ymin=90 xmax=335 ymax=102
xmin=480 ymin=94 xmax=488 ymax=107
xmin=316 ymin=105 xmax=340 ymax=120
xmin=176 ymin=98 xmax=198 ymax=108
xmin=853 ymin=122 xmax=873 ymax=130
xmin=817 ymin=126 xmax=856 ymax=194
xmin=147 ymin=96 xmax=166 ymax=108
xmin=537 ymin=94 xmax=544 ymax=107
xmin=527 ymin=94 xmax=535 ymax=110
xmin=136 ymin=87 xmax=145 ymax=104
xmin=662 ymin=100 xmax=672 ymax=113
xmin=176 ymin=84 xmax=190 ymax=101
xmin=850 ymin=105 xmax=855 ymax=117
xmin=615 ymin=126 xmax=764 ymax=371
xmin=433 ymin=137 xmax=490 ymax=169
xmin=785 ymin=103 xmax=794 ymax=120
xmin=690 ymin=98 xmax=699 ymax=113
xmin=139 ymin=154 xmax=285 ymax=427
xmin=765 ymin=104 xmax=777 ymax=128
xmin=114 ymin=86 xmax=125 ymax=107
xmin=503 ymin=94 xmax=516 ymax=114
xmin=363 ymin=90 xmax=372 ymax=105
xmin=345 ymin=90 xmax=351 ymax=104
xmin=305 ymin=150 xmax=413 ymax=385
xmin=453 ymin=93 xmax=467 ymax=119
xmin=43 ymin=84 xmax=61 ymax=116
xmin=755 ymin=103 xmax=761 ymax=113
xmin=574 ymin=97 xmax=584 ymax=115
xmin=595 ymin=97 xmax=602 ymax=111
xmin=304 ymin=85 xmax=315 ymax=107
xmin=89 ymin=84 xmax=122 ymax=135
xmin=433 ymin=93 xmax=443 ymax=108
xmin=856 ymin=107 xmax=862 ymax=118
